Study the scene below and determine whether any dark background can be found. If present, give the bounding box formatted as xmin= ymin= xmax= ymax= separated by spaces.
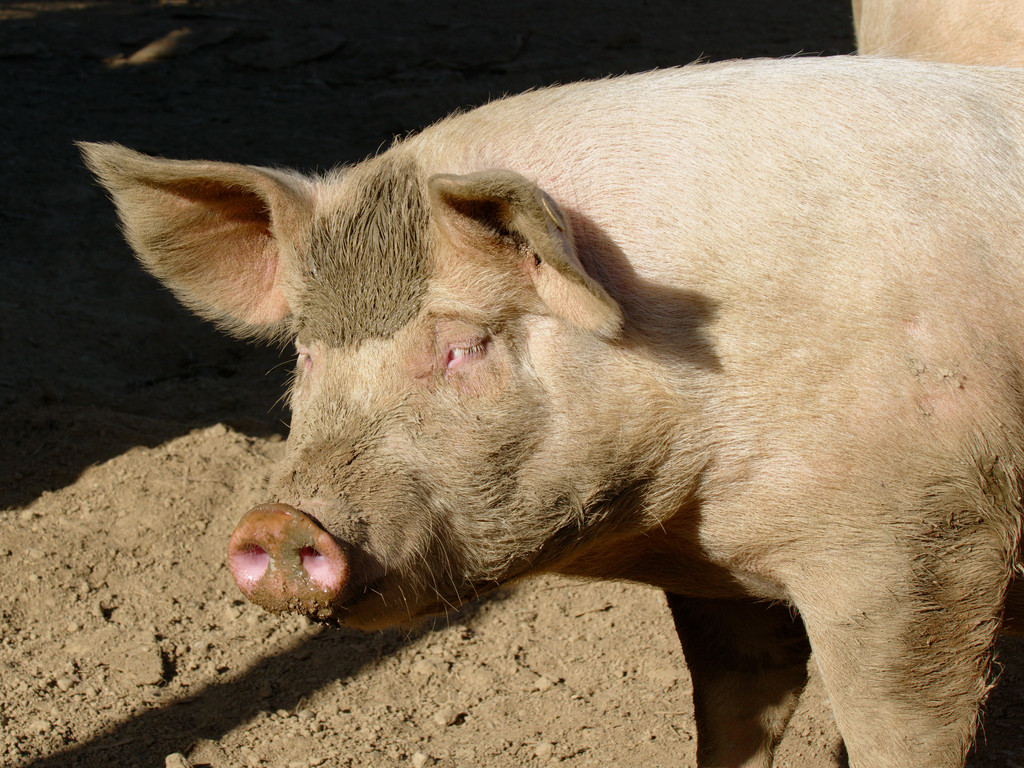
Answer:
xmin=0 ymin=0 xmax=855 ymax=510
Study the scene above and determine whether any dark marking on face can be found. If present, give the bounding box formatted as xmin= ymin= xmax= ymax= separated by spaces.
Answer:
xmin=297 ymin=157 xmax=431 ymax=347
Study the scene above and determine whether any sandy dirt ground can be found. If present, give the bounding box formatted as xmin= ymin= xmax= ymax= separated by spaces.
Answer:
xmin=2 ymin=1 xmax=1023 ymax=767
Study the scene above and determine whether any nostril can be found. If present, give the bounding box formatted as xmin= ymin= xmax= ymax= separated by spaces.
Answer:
xmin=229 ymin=503 xmax=349 ymax=614
xmin=231 ymin=545 xmax=271 ymax=586
xmin=300 ymin=546 xmax=343 ymax=592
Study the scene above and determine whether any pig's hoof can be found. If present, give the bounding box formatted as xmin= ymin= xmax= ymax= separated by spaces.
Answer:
xmin=228 ymin=503 xmax=348 ymax=616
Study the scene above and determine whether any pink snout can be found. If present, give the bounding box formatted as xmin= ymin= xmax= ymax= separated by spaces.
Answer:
xmin=228 ymin=503 xmax=348 ymax=618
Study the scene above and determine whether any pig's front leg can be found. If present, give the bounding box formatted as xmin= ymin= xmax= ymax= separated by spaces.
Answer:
xmin=796 ymin=564 xmax=1005 ymax=768
xmin=666 ymin=594 xmax=813 ymax=768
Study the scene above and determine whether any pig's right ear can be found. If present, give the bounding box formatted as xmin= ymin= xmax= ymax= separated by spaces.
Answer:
xmin=428 ymin=171 xmax=622 ymax=338
xmin=79 ymin=141 xmax=314 ymax=339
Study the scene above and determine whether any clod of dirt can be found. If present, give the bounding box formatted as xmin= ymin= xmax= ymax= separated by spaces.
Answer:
xmin=118 ymin=639 xmax=165 ymax=687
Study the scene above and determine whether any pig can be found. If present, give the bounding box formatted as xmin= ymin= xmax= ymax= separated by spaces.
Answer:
xmin=81 ymin=55 xmax=1024 ymax=768
xmin=854 ymin=0 xmax=1024 ymax=66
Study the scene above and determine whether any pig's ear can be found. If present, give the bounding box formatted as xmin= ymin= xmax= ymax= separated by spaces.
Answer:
xmin=428 ymin=170 xmax=622 ymax=338
xmin=79 ymin=141 xmax=314 ymax=339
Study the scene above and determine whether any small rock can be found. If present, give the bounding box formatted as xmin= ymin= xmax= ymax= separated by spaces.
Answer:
xmin=165 ymin=754 xmax=193 ymax=768
xmin=534 ymin=741 xmax=554 ymax=761
xmin=432 ymin=706 xmax=462 ymax=727
xmin=28 ymin=719 xmax=49 ymax=735
xmin=411 ymin=752 xmax=430 ymax=768
xmin=55 ymin=676 xmax=74 ymax=692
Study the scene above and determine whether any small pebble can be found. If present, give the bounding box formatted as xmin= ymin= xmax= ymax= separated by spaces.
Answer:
xmin=534 ymin=741 xmax=554 ymax=761
xmin=55 ymin=677 xmax=74 ymax=692
xmin=411 ymin=752 xmax=429 ymax=768
xmin=165 ymin=754 xmax=193 ymax=768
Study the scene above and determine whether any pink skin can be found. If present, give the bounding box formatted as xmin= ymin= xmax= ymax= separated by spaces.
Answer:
xmin=298 ymin=334 xmax=487 ymax=378
xmin=227 ymin=503 xmax=348 ymax=618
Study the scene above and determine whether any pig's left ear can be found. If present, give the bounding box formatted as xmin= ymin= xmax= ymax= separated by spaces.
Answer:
xmin=428 ymin=170 xmax=622 ymax=338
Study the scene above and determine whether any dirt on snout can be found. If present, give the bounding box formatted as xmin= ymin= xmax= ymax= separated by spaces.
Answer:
xmin=2 ymin=1 xmax=1023 ymax=767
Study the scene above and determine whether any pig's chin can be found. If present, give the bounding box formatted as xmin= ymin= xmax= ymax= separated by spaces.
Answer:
xmin=314 ymin=575 xmax=506 ymax=631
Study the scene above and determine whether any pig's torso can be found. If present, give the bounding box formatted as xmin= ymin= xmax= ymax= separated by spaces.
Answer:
xmin=406 ymin=58 xmax=1024 ymax=601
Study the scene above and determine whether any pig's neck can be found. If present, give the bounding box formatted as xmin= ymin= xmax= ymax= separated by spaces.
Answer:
xmin=538 ymin=330 xmax=758 ymax=599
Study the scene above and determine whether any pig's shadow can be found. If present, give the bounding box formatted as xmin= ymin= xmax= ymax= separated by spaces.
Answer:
xmin=19 ymin=597 xmax=503 ymax=768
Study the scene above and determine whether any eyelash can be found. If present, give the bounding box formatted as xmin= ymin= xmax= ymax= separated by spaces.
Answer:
xmin=446 ymin=340 xmax=488 ymax=370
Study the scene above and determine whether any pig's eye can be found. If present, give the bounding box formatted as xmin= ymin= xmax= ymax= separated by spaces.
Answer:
xmin=445 ymin=339 xmax=488 ymax=372
xmin=297 ymin=346 xmax=313 ymax=374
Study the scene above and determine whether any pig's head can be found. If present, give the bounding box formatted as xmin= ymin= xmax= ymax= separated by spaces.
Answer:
xmin=81 ymin=142 xmax=662 ymax=630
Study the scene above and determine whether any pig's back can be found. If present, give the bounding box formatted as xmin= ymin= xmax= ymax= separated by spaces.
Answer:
xmin=407 ymin=58 xmax=1024 ymax=468
xmin=412 ymin=57 xmax=1024 ymax=296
